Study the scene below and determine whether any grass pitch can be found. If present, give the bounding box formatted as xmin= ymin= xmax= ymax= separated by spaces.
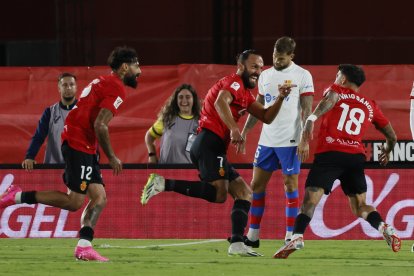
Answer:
xmin=0 ymin=239 xmax=412 ymax=275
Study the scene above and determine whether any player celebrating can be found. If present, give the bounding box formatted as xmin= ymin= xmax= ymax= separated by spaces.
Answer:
xmin=274 ymin=64 xmax=401 ymax=258
xmin=240 ymin=37 xmax=314 ymax=247
xmin=0 ymin=46 xmax=141 ymax=261
xmin=141 ymin=49 xmax=294 ymax=257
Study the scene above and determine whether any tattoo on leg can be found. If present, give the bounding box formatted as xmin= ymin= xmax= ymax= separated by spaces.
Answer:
xmin=81 ymin=202 xmax=104 ymax=228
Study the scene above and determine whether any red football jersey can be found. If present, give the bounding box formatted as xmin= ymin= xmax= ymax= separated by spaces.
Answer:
xmin=198 ymin=73 xmax=256 ymax=146
xmin=62 ymin=74 xmax=126 ymax=154
xmin=316 ymin=84 xmax=389 ymax=155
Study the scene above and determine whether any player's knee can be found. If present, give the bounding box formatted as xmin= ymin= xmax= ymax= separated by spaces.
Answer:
xmin=66 ymin=200 xmax=84 ymax=212
xmin=93 ymin=195 xmax=107 ymax=208
xmin=215 ymin=188 xmax=227 ymax=203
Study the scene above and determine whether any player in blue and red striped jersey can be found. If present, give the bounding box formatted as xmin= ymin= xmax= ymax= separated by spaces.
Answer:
xmin=274 ymin=64 xmax=401 ymax=259
xmin=0 ymin=46 xmax=141 ymax=262
xmin=141 ymin=50 xmax=295 ymax=257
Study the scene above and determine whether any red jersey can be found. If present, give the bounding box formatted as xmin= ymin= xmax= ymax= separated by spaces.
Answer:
xmin=61 ymin=74 xmax=126 ymax=154
xmin=198 ymin=73 xmax=256 ymax=146
xmin=316 ymin=84 xmax=389 ymax=155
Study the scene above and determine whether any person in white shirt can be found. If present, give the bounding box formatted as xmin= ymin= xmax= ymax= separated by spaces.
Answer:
xmin=240 ymin=37 xmax=314 ymax=247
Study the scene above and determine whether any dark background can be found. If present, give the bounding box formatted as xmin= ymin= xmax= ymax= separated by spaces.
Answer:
xmin=1 ymin=0 xmax=413 ymax=66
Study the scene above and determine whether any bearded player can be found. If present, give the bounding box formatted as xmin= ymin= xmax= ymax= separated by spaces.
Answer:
xmin=141 ymin=49 xmax=295 ymax=257
xmin=0 ymin=46 xmax=141 ymax=261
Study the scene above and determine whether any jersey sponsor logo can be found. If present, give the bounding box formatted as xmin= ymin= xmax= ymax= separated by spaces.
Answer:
xmin=230 ymin=82 xmax=240 ymax=91
xmin=80 ymin=78 xmax=100 ymax=98
xmin=265 ymin=93 xmax=272 ymax=103
xmin=113 ymin=96 xmax=123 ymax=109
xmin=326 ymin=136 xmax=335 ymax=143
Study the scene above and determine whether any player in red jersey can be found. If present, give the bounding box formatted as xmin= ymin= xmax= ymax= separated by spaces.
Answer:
xmin=0 ymin=46 xmax=141 ymax=261
xmin=141 ymin=50 xmax=294 ymax=257
xmin=273 ymin=64 xmax=401 ymax=259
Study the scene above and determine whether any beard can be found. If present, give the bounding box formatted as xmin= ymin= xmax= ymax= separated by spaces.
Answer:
xmin=62 ymin=95 xmax=75 ymax=102
xmin=123 ymin=73 xmax=139 ymax=88
xmin=241 ymin=70 xmax=258 ymax=89
xmin=274 ymin=63 xmax=289 ymax=71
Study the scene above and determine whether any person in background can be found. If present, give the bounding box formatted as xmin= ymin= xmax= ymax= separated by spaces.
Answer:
xmin=274 ymin=64 xmax=401 ymax=258
xmin=145 ymin=84 xmax=201 ymax=163
xmin=22 ymin=73 xmax=77 ymax=170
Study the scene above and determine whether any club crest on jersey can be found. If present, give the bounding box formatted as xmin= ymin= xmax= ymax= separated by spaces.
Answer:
xmin=113 ymin=96 xmax=123 ymax=109
xmin=80 ymin=181 xmax=87 ymax=191
xmin=219 ymin=167 xmax=225 ymax=177
xmin=230 ymin=82 xmax=240 ymax=91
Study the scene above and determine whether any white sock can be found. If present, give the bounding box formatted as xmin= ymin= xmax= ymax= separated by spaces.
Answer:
xmin=378 ymin=222 xmax=385 ymax=233
xmin=285 ymin=231 xmax=293 ymax=241
xmin=15 ymin=192 xmax=22 ymax=204
xmin=292 ymin=233 xmax=303 ymax=240
xmin=247 ymin=228 xmax=260 ymax=241
xmin=77 ymin=239 xmax=92 ymax=247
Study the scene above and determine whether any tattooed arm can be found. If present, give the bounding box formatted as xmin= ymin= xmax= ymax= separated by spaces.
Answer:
xmin=297 ymin=90 xmax=339 ymax=161
xmin=376 ymin=123 xmax=397 ymax=166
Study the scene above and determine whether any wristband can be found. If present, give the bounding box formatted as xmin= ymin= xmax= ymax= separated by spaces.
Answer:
xmin=306 ymin=114 xmax=317 ymax=122
xmin=148 ymin=152 xmax=156 ymax=157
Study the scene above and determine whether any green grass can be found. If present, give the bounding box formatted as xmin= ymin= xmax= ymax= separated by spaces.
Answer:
xmin=0 ymin=239 xmax=413 ymax=275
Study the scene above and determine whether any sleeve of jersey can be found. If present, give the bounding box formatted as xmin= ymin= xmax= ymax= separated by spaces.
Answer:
xmin=149 ymin=119 xmax=164 ymax=138
xmin=98 ymin=83 xmax=126 ymax=116
xmin=323 ymin=83 xmax=341 ymax=97
xmin=299 ymin=70 xmax=315 ymax=97
xmin=258 ymin=75 xmax=265 ymax=96
xmin=372 ymin=101 xmax=390 ymax=129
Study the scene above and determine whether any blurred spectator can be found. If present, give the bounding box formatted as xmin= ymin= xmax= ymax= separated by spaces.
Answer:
xmin=22 ymin=73 xmax=77 ymax=171
xmin=145 ymin=84 xmax=201 ymax=163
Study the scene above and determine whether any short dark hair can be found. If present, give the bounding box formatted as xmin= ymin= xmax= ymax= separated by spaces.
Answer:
xmin=236 ymin=49 xmax=261 ymax=64
xmin=58 ymin=72 xmax=76 ymax=82
xmin=274 ymin=36 xmax=296 ymax=55
xmin=107 ymin=46 xmax=138 ymax=70
xmin=338 ymin=64 xmax=366 ymax=87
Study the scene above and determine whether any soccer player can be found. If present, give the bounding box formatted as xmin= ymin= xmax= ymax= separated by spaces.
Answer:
xmin=0 ymin=46 xmax=141 ymax=261
xmin=141 ymin=49 xmax=294 ymax=257
xmin=273 ymin=64 xmax=401 ymax=258
xmin=239 ymin=37 xmax=314 ymax=247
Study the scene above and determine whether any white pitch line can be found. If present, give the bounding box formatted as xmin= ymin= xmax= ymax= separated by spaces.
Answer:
xmin=99 ymin=239 xmax=223 ymax=249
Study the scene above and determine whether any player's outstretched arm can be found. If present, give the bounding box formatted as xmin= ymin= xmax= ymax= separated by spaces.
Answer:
xmin=237 ymin=94 xmax=265 ymax=154
xmin=94 ymin=108 xmax=122 ymax=175
xmin=247 ymin=84 xmax=294 ymax=124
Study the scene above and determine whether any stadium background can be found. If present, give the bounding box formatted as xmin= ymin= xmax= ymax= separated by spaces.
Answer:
xmin=0 ymin=0 xmax=413 ymax=240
